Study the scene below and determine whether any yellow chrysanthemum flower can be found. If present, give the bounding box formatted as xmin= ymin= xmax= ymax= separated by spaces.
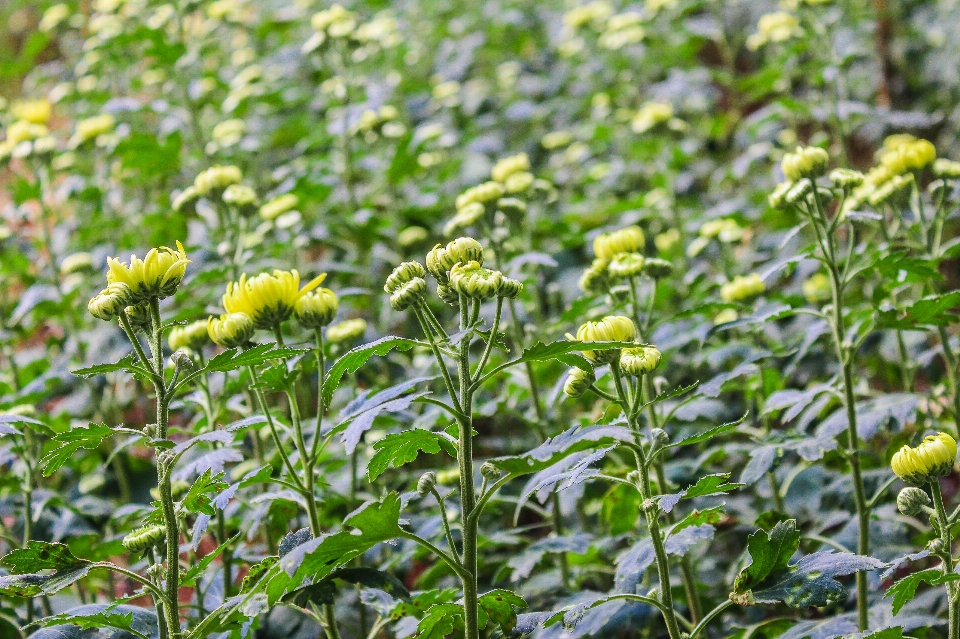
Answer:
xmin=572 ymin=315 xmax=637 ymax=364
xmin=105 ymin=241 xmax=190 ymax=303
xmin=223 ymin=270 xmax=327 ymax=329
xmin=891 ymin=433 xmax=957 ymax=486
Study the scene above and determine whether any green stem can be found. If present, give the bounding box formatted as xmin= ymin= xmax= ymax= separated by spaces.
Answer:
xmin=457 ymin=293 xmax=480 ymax=639
xmin=689 ymin=600 xmax=734 ymax=639
xmin=931 ymin=481 xmax=959 ymax=639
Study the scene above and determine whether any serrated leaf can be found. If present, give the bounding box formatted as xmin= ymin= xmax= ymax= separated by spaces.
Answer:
xmin=335 ymin=377 xmax=434 ymax=454
xmin=877 ymin=291 xmax=960 ymax=329
xmin=884 ymin=568 xmax=960 ymax=615
xmin=657 ymin=473 xmax=742 ymax=513
xmin=665 ymin=413 xmax=747 ymax=450
xmin=34 ymin=604 xmax=158 ymax=639
xmin=282 ymin=568 xmax=410 ymax=608
xmin=0 ymin=542 xmax=92 ymax=597
xmin=71 ymin=355 xmax=137 ymax=378
xmin=205 ymin=344 xmax=310 ymax=373
xmin=489 ymin=424 xmax=633 ymax=477
xmin=668 ymin=504 xmax=726 ymax=536
xmin=477 ymin=590 xmax=527 ymax=633
xmin=40 ymin=423 xmax=114 ymax=476
xmin=367 ymin=430 xmax=458 ymax=481
xmin=415 ymin=603 xmax=464 ymax=639
xmin=180 ymin=470 xmax=229 ymax=515
xmin=323 ymin=337 xmax=421 ymax=406
xmin=733 ymin=519 xmax=802 ymax=596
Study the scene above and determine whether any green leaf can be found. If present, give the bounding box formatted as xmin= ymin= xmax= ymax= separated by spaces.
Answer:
xmin=0 ymin=542 xmax=92 ymax=597
xmin=182 ymin=533 xmax=241 ymax=586
xmin=323 ymin=337 xmax=420 ymax=406
xmin=180 ymin=470 xmax=230 ymax=515
xmin=281 ymin=567 xmax=410 ymax=608
xmin=665 ymin=413 xmax=747 ymax=450
xmin=367 ymin=430 xmax=457 ymax=481
xmin=390 ymin=588 xmax=460 ymax=620
xmin=874 ymin=251 xmax=942 ymax=283
xmin=667 ymin=505 xmax=726 ymax=536
xmin=34 ymin=604 xmax=158 ymax=639
xmin=876 ymin=291 xmax=960 ymax=330
xmin=72 ymin=355 xmax=137 ymax=378
xmin=489 ymin=424 xmax=633 ymax=477
xmin=204 ymin=344 xmax=309 ymax=374
xmin=684 ymin=473 xmax=744 ymax=499
xmin=732 ymin=520 xmax=886 ymax=607
xmin=884 ymin=569 xmax=960 ymax=615
xmin=477 ymin=589 xmax=527 ymax=633
xmin=415 ymin=604 xmax=464 ymax=639
xmin=40 ymin=423 xmax=114 ymax=476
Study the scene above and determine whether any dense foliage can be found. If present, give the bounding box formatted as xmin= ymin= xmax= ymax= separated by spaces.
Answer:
xmin=3 ymin=1 xmax=960 ymax=639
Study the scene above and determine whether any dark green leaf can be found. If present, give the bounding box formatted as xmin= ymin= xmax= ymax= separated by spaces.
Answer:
xmin=877 ymin=291 xmax=960 ymax=329
xmin=367 ymin=430 xmax=457 ymax=481
xmin=71 ymin=355 xmax=137 ymax=378
xmin=477 ymin=590 xmax=527 ymax=633
xmin=41 ymin=424 xmax=114 ymax=476
xmin=323 ymin=337 xmax=421 ymax=406
xmin=489 ymin=424 xmax=633 ymax=477
xmin=884 ymin=569 xmax=960 ymax=615
xmin=205 ymin=344 xmax=309 ymax=374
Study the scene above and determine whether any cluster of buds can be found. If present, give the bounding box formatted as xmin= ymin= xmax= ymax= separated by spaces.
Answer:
xmin=891 ymin=432 xmax=957 ymax=486
xmin=87 ymin=242 xmax=190 ymax=323
xmin=69 ymin=113 xmax=116 ymax=149
xmin=839 ymin=135 xmax=943 ymax=211
xmin=598 ymin=11 xmax=645 ymax=50
xmin=0 ymin=105 xmax=57 ymax=161
xmin=445 ymin=153 xmax=548 ymax=235
xmin=781 ymin=145 xmax=829 ymax=182
xmin=580 ymin=226 xmax=672 ymax=294
xmin=193 ymin=165 xmax=243 ymax=200
xmin=304 ymin=4 xmax=400 ymax=56
xmin=573 ymin=315 xmax=637 ymax=364
xmin=631 ymin=102 xmax=674 ymax=135
xmin=421 ymin=237 xmax=522 ymax=304
xmin=384 ymin=261 xmax=428 ymax=311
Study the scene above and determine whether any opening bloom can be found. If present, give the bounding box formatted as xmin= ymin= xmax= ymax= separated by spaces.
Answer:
xmin=891 ymin=432 xmax=957 ymax=486
xmin=619 ymin=345 xmax=662 ymax=376
xmin=295 ymin=287 xmax=339 ymax=328
xmin=573 ymin=315 xmax=637 ymax=363
xmin=207 ymin=313 xmax=255 ymax=349
xmin=222 ymin=270 xmax=327 ymax=329
xmin=105 ymin=241 xmax=190 ymax=303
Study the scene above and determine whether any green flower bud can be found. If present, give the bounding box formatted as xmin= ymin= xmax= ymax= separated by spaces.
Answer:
xmin=417 ymin=471 xmax=437 ymax=497
xmin=497 ymin=197 xmax=527 ymax=216
xmin=781 ymin=145 xmax=829 ymax=181
xmin=88 ymin=283 xmax=133 ymax=321
xmin=481 ymin=462 xmax=502 ymax=480
xmin=619 ymin=345 xmax=661 ymax=376
xmin=491 ymin=153 xmax=530 ymax=183
xmin=125 ymin=304 xmax=153 ymax=333
xmin=563 ymin=366 xmax=595 ymax=398
xmin=169 ymin=320 xmax=210 ymax=351
xmin=194 ymin=165 xmax=242 ymax=198
xmin=449 ymin=261 xmax=503 ymax=301
xmin=60 ymin=252 xmax=94 ymax=275
xmin=642 ymin=257 xmax=673 ymax=280
xmin=896 ymin=486 xmax=931 ymax=516
xmin=207 ymin=312 xmax=255 ymax=349
xmin=326 ymin=318 xmax=367 ymax=344
xmin=385 ymin=261 xmax=428 ymax=294
xmin=496 ymin=276 xmax=523 ymax=299
xmin=579 ymin=257 xmax=611 ymax=294
xmin=785 ymin=180 xmax=812 ymax=205
xmin=768 ymin=181 xmax=793 ymax=209
xmin=437 ymin=283 xmax=460 ymax=306
xmin=295 ymin=287 xmax=339 ymax=328
xmin=504 ymin=170 xmax=534 ymax=194
xmin=390 ymin=277 xmax=427 ymax=310
xmin=122 ymin=524 xmax=165 ymax=552
xmin=574 ymin=315 xmax=637 ymax=364
xmin=446 ymin=237 xmax=485 ymax=267
xmin=608 ymin=252 xmax=645 ymax=278
xmin=650 ymin=428 xmax=669 ymax=448
xmin=868 ymin=173 xmax=913 ymax=207
xmin=933 ymin=159 xmax=960 ymax=179
xmin=455 ymin=181 xmax=505 ymax=210
xmin=222 ymin=184 xmax=259 ymax=216
xmin=170 ymin=349 xmax=196 ymax=372
xmin=720 ymin=274 xmax=765 ymax=303
xmin=260 ymin=193 xmax=299 ymax=221
xmin=802 ymin=273 xmax=830 ymax=304
xmin=594 ymin=226 xmax=644 ymax=260
xmin=829 ymin=168 xmax=864 ymax=189
xmin=172 ymin=185 xmax=200 ymax=214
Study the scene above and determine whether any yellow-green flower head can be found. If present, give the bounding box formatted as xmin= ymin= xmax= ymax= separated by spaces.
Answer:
xmin=891 ymin=432 xmax=957 ymax=486
xmin=223 ymin=270 xmax=327 ymax=329
xmin=593 ymin=226 xmax=645 ymax=260
xmin=449 ymin=261 xmax=503 ymax=301
xmin=389 ymin=277 xmax=427 ymax=310
xmin=455 ymin=182 xmax=506 ymax=210
xmin=563 ymin=0 xmax=613 ymax=28
xmin=69 ymin=114 xmax=116 ymax=148
xmin=654 ymin=229 xmax=680 ymax=253
xmin=802 ymin=273 xmax=831 ymax=304
xmin=721 ymin=273 xmax=765 ymax=303
xmin=385 ymin=261 xmax=427 ymax=294
xmin=169 ymin=320 xmax=210 ymax=352
xmin=172 ymin=186 xmax=200 ymax=214
xmin=896 ymin=486 xmax=931 ymax=516
xmin=781 ymin=145 xmax=829 ymax=181
xmin=491 ymin=153 xmax=531 ymax=183
xmin=768 ymin=181 xmax=793 ymax=209
xmin=11 ymin=99 xmax=52 ymax=125
xmin=222 ymin=184 xmax=259 ymax=217
xmin=933 ymin=159 xmax=960 ymax=179
xmin=260 ymin=193 xmax=299 ymax=221
xmin=194 ymin=165 xmax=243 ymax=198
xmin=642 ymin=257 xmax=673 ymax=280
xmin=563 ymin=366 xmax=596 ymax=398
xmin=579 ymin=257 xmax=611 ymax=294
xmin=207 ymin=313 xmax=255 ymax=349
xmin=444 ymin=202 xmax=485 ymax=235
xmin=504 ymin=171 xmax=535 ymax=194
xmin=60 ymin=252 xmax=94 ymax=275
xmin=746 ymin=11 xmax=801 ymax=50
xmin=326 ymin=318 xmax=367 ymax=344
xmin=398 ymin=226 xmax=429 ymax=247
xmin=608 ymin=252 xmax=645 ymax=278
xmin=295 ymin=287 xmax=339 ymax=328
xmin=631 ymin=102 xmax=673 ymax=134
xmin=880 ymin=139 xmax=937 ymax=175
xmin=497 ymin=276 xmax=523 ymax=299
xmin=619 ymin=345 xmax=661 ymax=376
xmin=829 ymin=168 xmax=864 ymax=189
xmin=574 ymin=315 xmax=637 ymax=364
xmin=105 ymin=241 xmax=190 ymax=303
xmin=713 ymin=308 xmax=739 ymax=325
xmin=5 ymin=120 xmax=49 ymax=146
xmin=311 ymin=4 xmax=357 ymax=36
xmin=426 ymin=237 xmax=485 ymax=283
xmin=212 ymin=118 xmax=246 ymax=147
xmin=39 ymin=4 xmax=71 ymax=31
xmin=88 ymin=282 xmax=133 ymax=321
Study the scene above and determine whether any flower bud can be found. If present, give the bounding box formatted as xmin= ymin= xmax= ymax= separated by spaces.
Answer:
xmin=170 ymin=349 xmax=196 ymax=372
xmin=444 ymin=202 xmax=485 ymax=235
xmin=491 ymin=153 xmax=530 ymax=183
xmin=447 ymin=237 xmax=485 ymax=267
xmin=390 ymin=277 xmax=427 ymax=310
xmin=896 ymin=486 xmax=931 ymax=516
xmin=417 ymin=471 xmax=437 ymax=497
xmin=385 ymin=261 xmax=427 ymax=294
xmin=650 ymin=428 xmax=669 ymax=448
xmin=172 ymin=186 xmax=200 ymax=214
xmin=207 ymin=313 xmax=255 ymax=349
xmin=608 ymin=252 xmax=645 ymax=278
xmin=768 ymin=181 xmax=792 ymax=209
xmin=169 ymin=320 xmax=210 ymax=352
xmin=868 ymin=174 xmax=913 ymax=207
xmin=437 ymin=283 xmax=460 ymax=306
xmin=829 ymin=168 xmax=864 ymax=189
xmin=579 ymin=258 xmax=611 ymax=294
xmin=574 ymin=315 xmax=637 ymax=364
xmin=70 ymin=114 xmax=116 ymax=148
xmin=619 ymin=345 xmax=661 ymax=376
xmin=497 ymin=197 xmax=527 ymax=216
xmin=326 ymin=318 xmax=367 ymax=344
xmin=222 ymin=184 xmax=259 ymax=216
xmin=563 ymin=366 xmax=595 ymax=398
xmin=626 ymin=470 xmax=641 ymax=486
xmin=122 ymin=304 xmax=151 ymax=333
xmin=456 ymin=181 xmax=505 ymax=210
xmin=933 ymin=159 xmax=960 ymax=179
xmin=449 ymin=261 xmax=503 ymax=301
xmin=496 ymin=276 xmax=523 ymax=299
xmin=642 ymin=257 xmax=673 ymax=280
xmin=260 ymin=193 xmax=299 ymax=221
xmin=928 ymin=538 xmax=945 ymax=554
xmin=713 ymin=308 xmax=739 ymax=325
xmin=122 ymin=524 xmax=166 ymax=552
xmin=481 ymin=462 xmax=502 ymax=480
xmin=720 ymin=274 xmax=765 ymax=303
xmin=802 ymin=273 xmax=831 ymax=304
xmin=504 ymin=171 xmax=534 ymax=194
xmin=785 ymin=179 xmax=812 ymax=205
xmin=593 ymin=226 xmax=645 ymax=260
xmin=295 ymin=288 xmax=339 ymax=328
xmin=781 ymin=145 xmax=829 ymax=181
xmin=891 ymin=432 xmax=957 ymax=486
xmin=88 ymin=283 xmax=133 ymax=321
